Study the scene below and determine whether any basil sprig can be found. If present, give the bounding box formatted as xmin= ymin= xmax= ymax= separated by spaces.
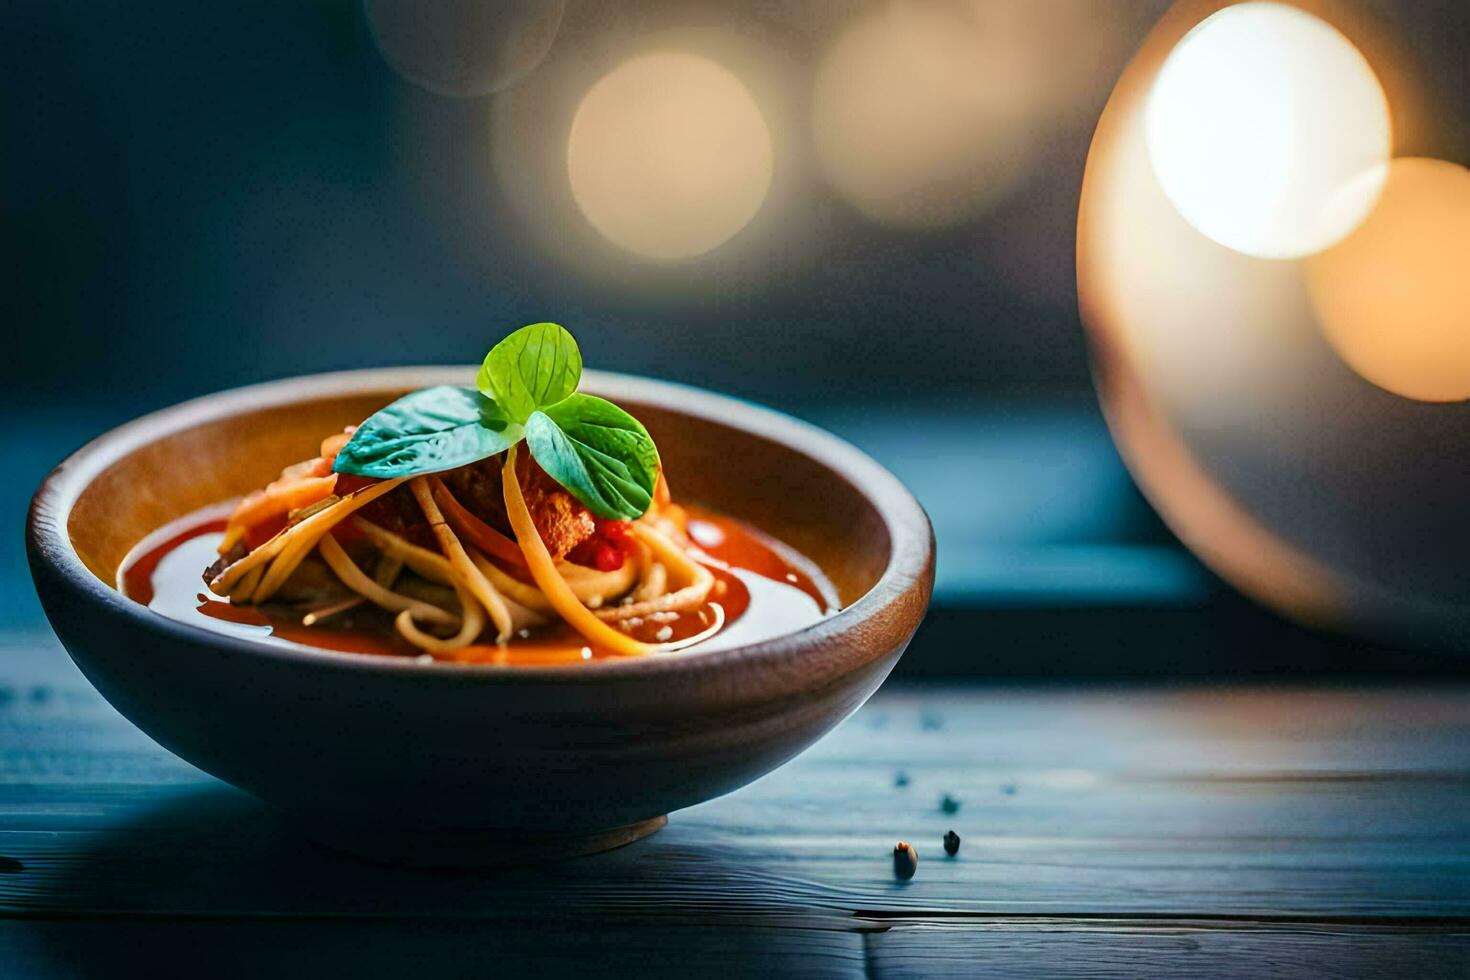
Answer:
xmin=333 ymin=386 xmax=523 ymax=478
xmin=476 ymin=322 xmax=583 ymax=426
xmin=526 ymin=394 xmax=660 ymax=522
xmin=333 ymin=323 xmax=660 ymax=521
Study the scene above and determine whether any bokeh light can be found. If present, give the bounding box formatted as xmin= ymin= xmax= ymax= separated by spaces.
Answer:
xmin=1079 ymin=0 xmax=1470 ymax=653
xmin=1145 ymin=2 xmax=1390 ymax=259
xmin=811 ymin=0 xmax=1041 ymax=229
xmin=566 ymin=52 xmax=773 ymax=261
xmin=1306 ymin=157 xmax=1470 ymax=403
xmin=364 ymin=0 xmax=565 ymax=98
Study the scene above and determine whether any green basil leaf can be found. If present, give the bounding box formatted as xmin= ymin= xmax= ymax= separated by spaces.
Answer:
xmin=333 ymin=385 xmax=524 ymax=479
xmin=525 ymin=394 xmax=660 ymax=521
xmin=476 ymin=322 xmax=583 ymax=424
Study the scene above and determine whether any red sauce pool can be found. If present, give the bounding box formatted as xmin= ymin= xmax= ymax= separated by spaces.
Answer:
xmin=119 ymin=506 xmax=837 ymax=666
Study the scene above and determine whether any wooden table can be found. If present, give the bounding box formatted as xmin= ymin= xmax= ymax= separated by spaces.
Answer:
xmin=2 ymin=635 xmax=1467 ymax=978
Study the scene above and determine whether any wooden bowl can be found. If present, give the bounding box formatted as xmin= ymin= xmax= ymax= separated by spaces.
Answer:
xmin=27 ymin=369 xmax=933 ymax=864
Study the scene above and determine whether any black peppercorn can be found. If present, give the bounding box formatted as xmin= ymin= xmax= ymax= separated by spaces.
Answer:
xmin=893 ymin=841 xmax=918 ymax=880
xmin=940 ymin=793 xmax=961 ymax=814
xmin=943 ymin=830 xmax=961 ymax=856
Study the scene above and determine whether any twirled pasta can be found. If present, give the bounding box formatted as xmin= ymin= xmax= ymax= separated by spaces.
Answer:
xmin=209 ymin=440 xmax=733 ymax=657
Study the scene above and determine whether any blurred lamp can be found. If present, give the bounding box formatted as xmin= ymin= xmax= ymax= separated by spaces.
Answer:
xmin=567 ymin=52 xmax=773 ymax=260
xmin=1306 ymin=158 xmax=1470 ymax=403
xmin=811 ymin=0 xmax=1040 ymax=229
xmin=1145 ymin=2 xmax=1390 ymax=259
xmin=1079 ymin=1 xmax=1470 ymax=654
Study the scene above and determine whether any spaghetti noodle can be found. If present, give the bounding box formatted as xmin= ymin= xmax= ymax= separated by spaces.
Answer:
xmin=203 ymin=432 xmax=730 ymax=658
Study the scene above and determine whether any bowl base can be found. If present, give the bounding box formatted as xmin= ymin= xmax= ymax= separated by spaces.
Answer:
xmin=303 ymin=815 xmax=668 ymax=868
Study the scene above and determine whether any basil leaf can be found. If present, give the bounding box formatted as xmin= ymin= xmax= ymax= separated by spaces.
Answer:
xmin=333 ymin=385 xmax=524 ymax=479
xmin=476 ymin=322 xmax=583 ymax=424
xmin=525 ymin=394 xmax=660 ymax=521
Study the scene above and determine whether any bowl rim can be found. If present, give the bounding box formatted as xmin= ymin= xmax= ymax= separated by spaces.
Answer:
xmin=28 ymin=367 xmax=933 ymax=683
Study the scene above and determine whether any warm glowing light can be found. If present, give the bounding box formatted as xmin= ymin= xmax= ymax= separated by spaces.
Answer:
xmin=1145 ymin=2 xmax=1390 ymax=259
xmin=1080 ymin=1 xmax=1470 ymax=653
xmin=1306 ymin=158 xmax=1470 ymax=403
xmin=566 ymin=52 xmax=773 ymax=261
xmin=811 ymin=1 xmax=1040 ymax=228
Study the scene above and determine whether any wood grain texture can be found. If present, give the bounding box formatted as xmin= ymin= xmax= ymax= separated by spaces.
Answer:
xmin=2 ymin=634 xmax=1468 ymax=977
xmin=866 ymin=919 xmax=1470 ymax=979
xmin=0 ymin=919 xmax=869 ymax=980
